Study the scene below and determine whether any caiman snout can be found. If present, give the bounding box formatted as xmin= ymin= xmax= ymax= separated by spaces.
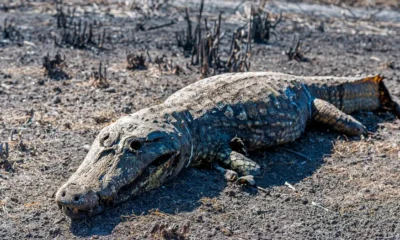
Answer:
xmin=56 ymin=183 xmax=100 ymax=219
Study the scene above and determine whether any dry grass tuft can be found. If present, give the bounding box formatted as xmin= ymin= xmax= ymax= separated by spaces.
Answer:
xmin=149 ymin=208 xmax=170 ymax=218
xmin=322 ymin=133 xmax=400 ymax=206
xmin=150 ymin=221 xmax=190 ymax=240
xmin=92 ymin=111 xmax=116 ymax=126
xmin=333 ymin=137 xmax=400 ymax=158
xmin=199 ymin=197 xmax=225 ymax=212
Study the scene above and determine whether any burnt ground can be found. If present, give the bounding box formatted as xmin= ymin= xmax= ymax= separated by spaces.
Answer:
xmin=1 ymin=0 xmax=400 ymax=239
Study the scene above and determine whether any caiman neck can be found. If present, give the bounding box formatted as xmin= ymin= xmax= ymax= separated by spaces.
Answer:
xmin=306 ymin=76 xmax=382 ymax=114
xmin=164 ymin=109 xmax=196 ymax=167
xmin=131 ymin=104 xmax=197 ymax=167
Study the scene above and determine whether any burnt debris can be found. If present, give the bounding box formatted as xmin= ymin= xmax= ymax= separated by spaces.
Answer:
xmin=126 ymin=52 xmax=147 ymax=71
xmin=0 ymin=142 xmax=9 ymax=161
xmin=197 ymin=13 xmax=224 ymax=77
xmin=42 ymin=52 xmax=69 ymax=80
xmin=54 ymin=20 xmax=107 ymax=50
xmin=0 ymin=142 xmax=12 ymax=172
xmin=89 ymin=62 xmax=109 ymax=88
xmin=174 ymin=0 xmax=253 ymax=78
xmin=55 ymin=3 xmax=76 ymax=29
xmin=196 ymin=14 xmax=251 ymax=78
xmin=286 ymin=35 xmax=310 ymax=62
xmin=225 ymin=24 xmax=252 ymax=75
xmin=251 ymin=8 xmax=282 ymax=44
xmin=54 ymin=2 xmax=108 ymax=50
xmin=176 ymin=0 xmax=204 ymax=57
xmin=1 ymin=18 xmax=24 ymax=44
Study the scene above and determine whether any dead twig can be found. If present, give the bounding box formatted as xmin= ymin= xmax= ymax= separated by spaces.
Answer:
xmin=55 ymin=2 xmax=76 ymax=29
xmin=224 ymin=24 xmax=252 ymax=74
xmin=176 ymin=0 xmax=204 ymax=58
xmin=145 ymin=20 xmax=177 ymax=31
xmin=251 ymin=7 xmax=282 ymax=44
xmin=89 ymin=62 xmax=109 ymax=88
xmin=54 ymin=19 xmax=107 ymax=51
xmin=280 ymin=147 xmax=311 ymax=161
xmin=0 ymin=142 xmax=9 ymax=160
xmin=286 ymin=34 xmax=310 ymax=62
xmin=1 ymin=18 xmax=24 ymax=43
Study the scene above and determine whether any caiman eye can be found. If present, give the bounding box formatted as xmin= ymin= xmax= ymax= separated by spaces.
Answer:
xmin=129 ymin=140 xmax=142 ymax=151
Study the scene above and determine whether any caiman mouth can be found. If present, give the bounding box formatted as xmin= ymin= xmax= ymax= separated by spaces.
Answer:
xmin=58 ymin=151 xmax=180 ymax=219
xmin=59 ymin=204 xmax=104 ymax=219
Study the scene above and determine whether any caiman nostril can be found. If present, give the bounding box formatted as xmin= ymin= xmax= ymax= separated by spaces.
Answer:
xmin=61 ymin=192 xmax=66 ymax=197
xmin=74 ymin=196 xmax=80 ymax=202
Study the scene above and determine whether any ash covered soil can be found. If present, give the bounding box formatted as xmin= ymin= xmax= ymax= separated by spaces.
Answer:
xmin=1 ymin=0 xmax=400 ymax=239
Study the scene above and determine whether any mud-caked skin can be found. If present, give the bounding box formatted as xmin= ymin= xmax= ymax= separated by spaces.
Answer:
xmin=56 ymin=72 xmax=400 ymax=219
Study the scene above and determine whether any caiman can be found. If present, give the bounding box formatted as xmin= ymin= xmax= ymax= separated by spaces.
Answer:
xmin=56 ymin=72 xmax=400 ymax=219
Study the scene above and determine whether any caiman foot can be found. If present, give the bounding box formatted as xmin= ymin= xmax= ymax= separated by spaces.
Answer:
xmin=214 ymin=163 xmax=238 ymax=181
xmin=224 ymin=170 xmax=238 ymax=182
xmin=213 ymin=163 xmax=256 ymax=186
xmin=214 ymin=148 xmax=261 ymax=186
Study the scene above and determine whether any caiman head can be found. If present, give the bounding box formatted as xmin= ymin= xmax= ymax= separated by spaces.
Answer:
xmin=55 ymin=115 xmax=189 ymax=219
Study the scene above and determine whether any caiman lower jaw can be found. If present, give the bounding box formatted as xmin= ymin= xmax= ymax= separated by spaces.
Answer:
xmin=57 ymin=193 xmax=112 ymax=220
xmin=58 ymin=203 xmax=105 ymax=220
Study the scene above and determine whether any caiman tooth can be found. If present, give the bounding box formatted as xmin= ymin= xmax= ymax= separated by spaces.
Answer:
xmin=88 ymin=209 xmax=93 ymax=217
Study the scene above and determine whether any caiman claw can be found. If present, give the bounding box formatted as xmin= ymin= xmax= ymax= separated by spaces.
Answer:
xmin=235 ymin=175 xmax=256 ymax=186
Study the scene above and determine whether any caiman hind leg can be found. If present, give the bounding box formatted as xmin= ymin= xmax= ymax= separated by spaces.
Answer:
xmin=312 ymin=98 xmax=367 ymax=136
xmin=214 ymin=148 xmax=261 ymax=186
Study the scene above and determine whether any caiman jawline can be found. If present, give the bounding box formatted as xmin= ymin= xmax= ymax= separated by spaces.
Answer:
xmin=117 ymin=151 xmax=180 ymax=195
xmin=59 ymin=203 xmax=104 ymax=219
xmin=59 ymin=151 xmax=180 ymax=220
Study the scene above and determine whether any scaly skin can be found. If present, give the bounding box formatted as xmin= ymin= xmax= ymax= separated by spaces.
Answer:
xmin=56 ymin=72 xmax=400 ymax=219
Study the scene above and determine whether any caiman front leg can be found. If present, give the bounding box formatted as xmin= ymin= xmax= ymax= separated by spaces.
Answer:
xmin=312 ymin=98 xmax=367 ymax=136
xmin=214 ymin=148 xmax=261 ymax=186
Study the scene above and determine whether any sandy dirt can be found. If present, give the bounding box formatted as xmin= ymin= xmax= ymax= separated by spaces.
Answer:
xmin=1 ymin=0 xmax=400 ymax=239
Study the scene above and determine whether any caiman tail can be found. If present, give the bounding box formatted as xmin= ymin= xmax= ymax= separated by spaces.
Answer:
xmin=306 ymin=75 xmax=400 ymax=117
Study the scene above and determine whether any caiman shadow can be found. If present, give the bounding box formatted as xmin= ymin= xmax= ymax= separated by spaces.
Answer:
xmin=69 ymin=167 xmax=226 ymax=237
xmin=69 ymin=112 xmax=395 ymax=237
